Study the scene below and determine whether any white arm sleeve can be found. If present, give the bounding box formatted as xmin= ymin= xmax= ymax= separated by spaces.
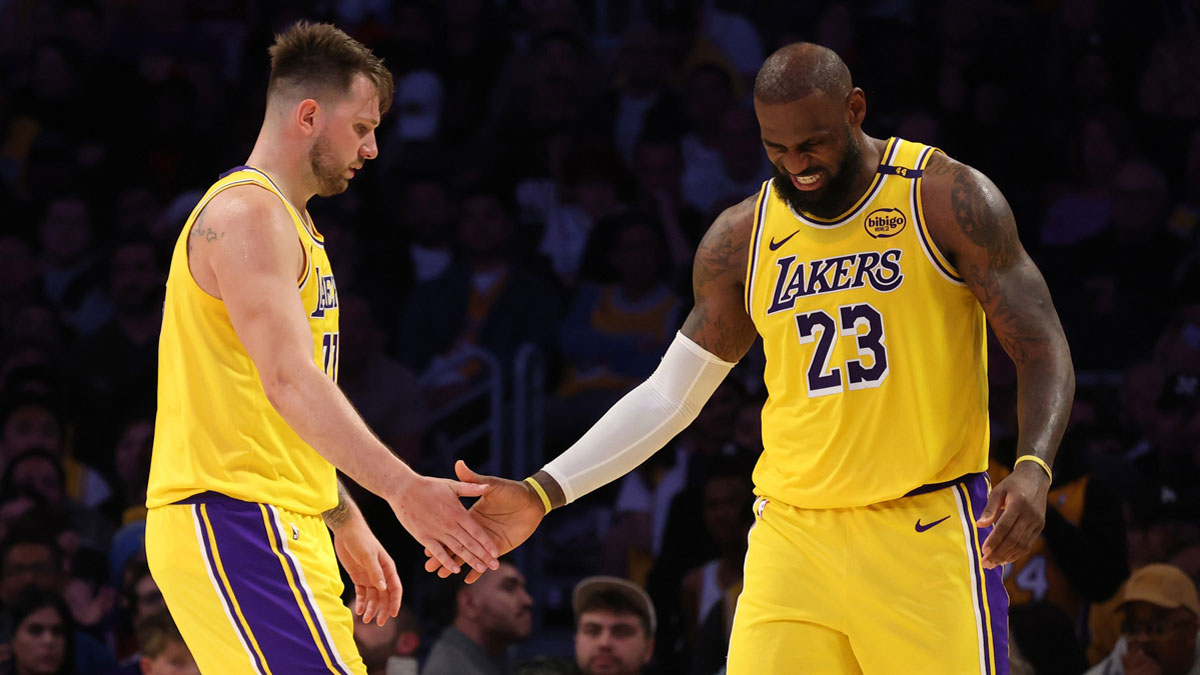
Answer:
xmin=541 ymin=331 xmax=736 ymax=504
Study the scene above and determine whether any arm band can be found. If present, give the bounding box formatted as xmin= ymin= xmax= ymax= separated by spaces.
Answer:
xmin=1014 ymin=454 xmax=1052 ymax=482
xmin=541 ymin=332 xmax=736 ymax=504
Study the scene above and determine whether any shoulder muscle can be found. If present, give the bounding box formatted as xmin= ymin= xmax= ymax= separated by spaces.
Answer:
xmin=196 ymin=185 xmax=304 ymax=297
xmin=919 ymin=152 xmax=1020 ymax=272
xmin=681 ymin=193 xmax=759 ymax=362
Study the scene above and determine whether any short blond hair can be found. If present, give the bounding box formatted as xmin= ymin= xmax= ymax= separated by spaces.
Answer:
xmin=136 ymin=610 xmax=188 ymax=659
xmin=267 ymin=21 xmax=394 ymax=114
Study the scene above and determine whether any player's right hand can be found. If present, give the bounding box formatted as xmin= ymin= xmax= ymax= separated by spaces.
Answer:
xmin=388 ymin=474 xmax=499 ymax=575
xmin=977 ymin=461 xmax=1050 ymax=568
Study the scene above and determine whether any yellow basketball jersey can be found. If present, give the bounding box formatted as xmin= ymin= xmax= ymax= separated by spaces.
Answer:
xmin=745 ymin=138 xmax=989 ymax=509
xmin=148 ymin=167 xmax=340 ymax=515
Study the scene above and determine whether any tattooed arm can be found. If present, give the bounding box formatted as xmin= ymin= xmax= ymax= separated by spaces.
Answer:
xmin=321 ymin=479 xmax=358 ymax=531
xmin=679 ymin=194 xmax=762 ymax=362
xmin=922 ymin=152 xmax=1075 ymax=567
xmin=322 ymin=478 xmax=405 ymax=624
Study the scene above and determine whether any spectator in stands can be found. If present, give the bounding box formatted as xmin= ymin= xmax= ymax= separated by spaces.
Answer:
xmin=108 ymin=416 xmax=153 ymax=525
xmin=70 ymin=237 xmax=164 ymax=413
xmin=4 ymin=586 xmax=74 ymax=675
xmin=554 ymin=211 xmax=683 ymax=444
xmin=630 ymin=134 xmax=703 ymax=277
xmin=1086 ymin=564 xmax=1200 ymax=675
xmin=0 ymin=235 xmax=40 ymax=332
xmin=0 ymin=524 xmax=114 ymax=673
xmin=679 ymin=63 xmax=736 ymax=214
xmin=338 ymin=293 xmax=425 ymax=465
xmin=135 ymin=610 xmax=199 ymax=675
xmin=423 ymin=560 xmax=533 ymax=675
xmin=0 ymin=392 xmax=110 ymax=509
xmin=399 ymin=177 xmax=457 ymax=289
xmin=352 ymin=600 xmax=419 ymax=675
xmin=680 ymin=458 xmax=755 ymax=672
xmin=573 ymin=576 xmax=656 ymax=675
xmin=399 ymin=186 xmax=562 ymax=400
xmin=35 ymin=195 xmax=110 ymax=336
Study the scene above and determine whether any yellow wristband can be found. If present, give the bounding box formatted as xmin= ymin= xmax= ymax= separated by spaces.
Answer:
xmin=524 ymin=477 xmax=552 ymax=514
xmin=1014 ymin=455 xmax=1052 ymax=482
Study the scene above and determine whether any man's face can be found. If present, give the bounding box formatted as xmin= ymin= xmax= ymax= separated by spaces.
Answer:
xmin=38 ymin=198 xmax=91 ymax=265
xmin=464 ymin=563 xmax=533 ymax=642
xmin=12 ymin=605 xmax=65 ymax=675
xmin=133 ymin=574 xmax=166 ymax=623
xmin=9 ymin=455 xmax=63 ymax=506
xmin=115 ymin=420 xmax=154 ymax=485
xmin=353 ymin=612 xmax=400 ymax=669
xmin=703 ymin=475 xmax=752 ymax=548
xmin=457 ymin=195 xmax=513 ymax=257
xmin=575 ymin=610 xmax=653 ymax=675
xmin=141 ymin=641 xmax=201 ymax=675
xmin=634 ymin=143 xmax=682 ymax=198
xmin=1 ymin=544 xmax=59 ymax=604
xmin=404 ymin=181 xmax=453 ymax=244
xmin=1 ymin=405 xmax=62 ymax=459
xmin=1121 ymin=602 xmax=1198 ymax=675
xmin=309 ymin=75 xmax=380 ymax=197
xmin=110 ymin=243 xmax=161 ymax=312
xmin=609 ymin=223 xmax=661 ymax=289
xmin=535 ymin=37 xmax=581 ymax=89
xmin=754 ymin=92 xmax=864 ymax=220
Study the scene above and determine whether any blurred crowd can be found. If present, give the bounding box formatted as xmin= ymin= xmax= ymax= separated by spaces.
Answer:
xmin=0 ymin=0 xmax=1198 ymax=673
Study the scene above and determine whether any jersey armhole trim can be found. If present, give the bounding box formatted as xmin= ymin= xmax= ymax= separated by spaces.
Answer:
xmin=297 ymin=243 xmax=310 ymax=289
xmin=912 ymin=148 xmax=966 ymax=285
xmin=744 ymin=181 xmax=771 ymax=317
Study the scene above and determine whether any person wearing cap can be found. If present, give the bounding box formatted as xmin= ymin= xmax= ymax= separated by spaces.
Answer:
xmin=573 ymin=576 xmax=655 ymax=675
xmin=1085 ymin=564 xmax=1200 ymax=675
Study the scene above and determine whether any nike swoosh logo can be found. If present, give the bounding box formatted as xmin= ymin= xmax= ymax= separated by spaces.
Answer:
xmin=915 ymin=516 xmax=950 ymax=533
xmin=768 ymin=229 xmax=800 ymax=251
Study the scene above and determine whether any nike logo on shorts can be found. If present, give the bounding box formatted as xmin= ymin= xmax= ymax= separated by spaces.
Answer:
xmin=915 ymin=516 xmax=950 ymax=533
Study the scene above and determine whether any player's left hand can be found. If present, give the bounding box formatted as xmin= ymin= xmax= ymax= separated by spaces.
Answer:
xmin=422 ymin=460 xmax=547 ymax=584
xmin=332 ymin=520 xmax=402 ymax=626
xmin=976 ymin=461 xmax=1051 ymax=569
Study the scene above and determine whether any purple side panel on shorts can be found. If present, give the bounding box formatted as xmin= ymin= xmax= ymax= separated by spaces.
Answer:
xmin=202 ymin=496 xmax=351 ymax=675
xmin=966 ymin=473 xmax=1010 ymax=675
xmin=194 ymin=505 xmax=267 ymax=675
xmin=263 ymin=505 xmax=351 ymax=674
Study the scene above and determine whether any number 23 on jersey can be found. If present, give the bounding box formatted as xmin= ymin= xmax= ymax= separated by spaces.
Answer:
xmin=794 ymin=302 xmax=888 ymax=397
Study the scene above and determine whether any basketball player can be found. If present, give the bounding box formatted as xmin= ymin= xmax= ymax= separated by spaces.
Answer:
xmin=431 ymin=43 xmax=1075 ymax=674
xmin=145 ymin=22 xmax=499 ymax=674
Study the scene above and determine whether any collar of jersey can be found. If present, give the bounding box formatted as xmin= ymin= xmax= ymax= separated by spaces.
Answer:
xmin=782 ymin=137 xmax=900 ymax=229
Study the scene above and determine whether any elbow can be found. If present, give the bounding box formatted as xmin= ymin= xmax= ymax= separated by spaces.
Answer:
xmin=259 ymin=360 xmax=309 ymax=412
xmin=1060 ymin=342 xmax=1076 ymax=398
